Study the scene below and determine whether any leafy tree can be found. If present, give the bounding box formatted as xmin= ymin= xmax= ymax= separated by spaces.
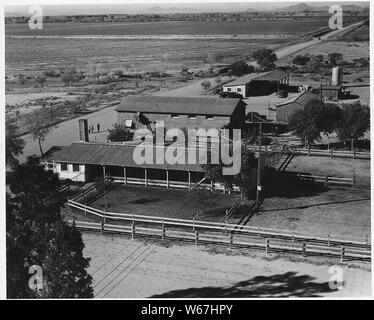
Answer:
xmin=288 ymin=99 xmax=325 ymax=146
xmin=201 ymin=80 xmax=211 ymax=93
xmin=184 ymin=189 xmax=218 ymax=217
xmin=35 ymin=75 xmax=47 ymax=87
xmin=337 ymin=102 xmax=370 ymax=150
xmin=229 ymin=61 xmax=254 ymax=76
xmin=306 ymin=58 xmax=322 ymax=73
xmin=25 ymin=106 xmax=56 ymax=157
xmin=252 ymin=48 xmax=278 ymax=71
xmin=61 ymin=70 xmax=77 ymax=86
xmin=18 ymin=75 xmax=27 ymax=85
xmin=6 ymin=120 xmax=25 ymax=167
xmin=7 ymin=157 xmax=93 ymax=298
xmin=328 ymin=52 xmax=343 ymax=66
xmin=203 ymin=139 xmax=256 ymax=198
xmin=108 ymin=123 xmax=133 ymax=142
xmin=292 ymin=55 xmax=311 ymax=66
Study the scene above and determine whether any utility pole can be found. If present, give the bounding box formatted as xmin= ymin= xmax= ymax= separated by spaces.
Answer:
xmin=256 ymin=123 xmax=262 ymax=209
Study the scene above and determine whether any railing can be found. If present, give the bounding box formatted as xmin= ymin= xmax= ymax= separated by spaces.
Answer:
xmin=67 ymin=199 xmax=371 ymax=262
xmin=297 ymin=173 xmax=354 ymax=187
xmin=293 ymin=147 xmax=370 ymax=160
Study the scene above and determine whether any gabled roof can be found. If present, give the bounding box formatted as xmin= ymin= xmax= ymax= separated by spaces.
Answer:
xmin=223 ymin=70 xmax=289 ymax=87
xmin=252 ymin=70 xmax=289 ymax=82
xmin=45 ymin=142 xmax=205 ymax=172
xmin=115 ymin=95 xmax=244 ymax=116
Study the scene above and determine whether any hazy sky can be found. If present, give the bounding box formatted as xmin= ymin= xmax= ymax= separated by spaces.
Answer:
xmin=5 ymin=1 xmax=370 ymax=15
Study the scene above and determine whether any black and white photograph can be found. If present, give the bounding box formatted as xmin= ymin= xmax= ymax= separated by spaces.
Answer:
xmin=2 ymin=0 xmax=372 ymax=302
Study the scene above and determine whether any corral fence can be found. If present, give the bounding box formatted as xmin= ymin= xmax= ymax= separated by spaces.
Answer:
xmin=293 ymin=147 xmax=370 ymax=160
xmin=67 ymin=199 xmax=371 ymax=262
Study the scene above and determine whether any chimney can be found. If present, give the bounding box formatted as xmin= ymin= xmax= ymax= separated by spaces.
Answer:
xmin=78 ymin=119 xmax=89 ymax=142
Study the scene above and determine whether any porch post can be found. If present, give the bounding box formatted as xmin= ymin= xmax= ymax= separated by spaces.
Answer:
xmin=166 ymin=170 xmax=169 ymax=189
xmin=144 ymin=168 xmax=148 ymax=187
xmin=102 ymin=165 xmax=106 ymax=180
xmin=188 ymin=171 xmax=191 ymax=189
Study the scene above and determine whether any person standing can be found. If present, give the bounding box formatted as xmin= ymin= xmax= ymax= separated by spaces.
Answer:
xmin=97 ymin=123 xmax=100 ymax=132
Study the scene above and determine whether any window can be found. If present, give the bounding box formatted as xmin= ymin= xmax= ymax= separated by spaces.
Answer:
xmin=171 ymin=114 xmax=179 ymax=119
xmin=61 ymin=163 xmax=68 ymax=171
xmin=227 ymin=88 xmax=231 ymax=92
xmin=73 ymin=164 xmax=80 ymax=172
xmin=237 ymin=88 xmax=241 ymax=92
xmin=206 ymin=115 xmax=214 ymax=120
xmin=188 ymin=115 xmax=196 ymax=119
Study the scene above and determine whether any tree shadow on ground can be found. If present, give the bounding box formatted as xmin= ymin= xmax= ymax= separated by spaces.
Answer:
xmin=262 ymin=168 xmax=327 ymax=199
xmin=150 ymin=271 xmax=336 ymax=298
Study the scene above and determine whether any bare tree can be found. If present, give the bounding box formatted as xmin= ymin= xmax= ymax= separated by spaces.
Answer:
xmin=25 ymin=106 xmax=56 ymax=157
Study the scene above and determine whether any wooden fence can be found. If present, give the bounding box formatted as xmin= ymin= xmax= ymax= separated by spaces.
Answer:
xmin=67 ymin=200 xmax=371 ymax=262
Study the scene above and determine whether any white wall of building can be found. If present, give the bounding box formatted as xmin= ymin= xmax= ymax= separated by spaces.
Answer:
xmin=53 ymin=163 xmax=86 ymax=182
xmin=222 ymin=84 xmax=246 ymax=97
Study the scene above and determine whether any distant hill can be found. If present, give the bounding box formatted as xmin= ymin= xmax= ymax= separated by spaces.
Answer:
xmin=273 ymin=2 xmax=366 ymax=13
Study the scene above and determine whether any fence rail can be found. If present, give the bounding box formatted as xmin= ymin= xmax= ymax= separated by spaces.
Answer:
xmin=67 ymin=200 xmax=371 ymax=262
xmin=67 ymin=218 xmax=370 ymax=262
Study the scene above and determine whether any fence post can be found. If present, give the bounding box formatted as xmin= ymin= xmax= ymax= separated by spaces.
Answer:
xmin=161 ymin=219 xmax=165 ymax=243
xmin=328 ymin=233 xmax=330 ymax=247
xmin=353 ymin=150 xmax=356 ymax=159
xmin=324 ymin=175 xmax=328 ymax=187
xmin=307 ymin=145 xmax=310 ymax=157
xmin=265 ymin=238 xmax=269 ymax=254
xmin=67 ymin=197 xmax=70 ymax=215
xmin=195 ymin=231 xmax=199 ymax=246
xmin=131 ymin=215 xmax=135 ymax=240
xmin=292 ymin=231 xmax=294 ymax=244
xmin=352 ymin=168 xmax=355 ymax=188
xmin=330 ymin=149 xmax=333 ymax=158
xmin=101 ymin=219 xmax=104 ymax=235
xmin=72 ymin=218 xmax=76 ymax=228
xmin=257 ymin=225 xmax=260 ymax=239
xmin=229 ymin=232 xmax=233 ymax=249
xmin=302 ymin=243 xmax=306 ymax=257
xmin=192 ymin=214 xmax=195 ymax=232
xmin=365 ymin=234 xmax=368 ymax=249
xmin=341 ymin=246 xmax=345 ymax=262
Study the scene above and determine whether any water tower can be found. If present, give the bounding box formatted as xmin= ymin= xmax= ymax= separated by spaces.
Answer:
xmin=331 ymin=67 xmax=343 ymax=86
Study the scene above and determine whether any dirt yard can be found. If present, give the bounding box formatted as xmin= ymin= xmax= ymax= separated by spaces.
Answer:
xmin=89 ymin=185 xmax=241 ymax=222
xmin=286 ymin=155 xmax=370 ymax=186
xmin=82 ymin=233 xmax=371 ymax=298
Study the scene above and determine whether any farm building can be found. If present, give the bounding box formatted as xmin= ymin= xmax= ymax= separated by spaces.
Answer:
xmin=43 ymin=141 xmax=260 ymax=192
xmin=318 ymin=85 xmax=344 ymax=101
xmin=223 ymin=70 xmax=290 ymax=98
xmin=115 ymin=96 xmax=246 ymax=130
xmin=276 ymin=91 xmax=320 ymax=123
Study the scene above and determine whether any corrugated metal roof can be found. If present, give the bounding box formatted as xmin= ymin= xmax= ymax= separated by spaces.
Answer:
xmin=223 ymin=70 xmax=289 ymax=87
xmin=252 ymin=70 xmax=289 ymax=82
xmin=47 ymin=142 xmax=205 ymax=172
xmin=223 ymin=72 xmax=270 ymax=86
xmin=115 ymin=95 xmax=243 ymax=116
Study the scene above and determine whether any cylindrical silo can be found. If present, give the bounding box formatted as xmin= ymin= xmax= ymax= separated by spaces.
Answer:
xmin=331 ymin=67 xmax=343 ymax=86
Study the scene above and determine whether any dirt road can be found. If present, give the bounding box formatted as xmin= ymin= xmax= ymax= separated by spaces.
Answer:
xmin=83 ymin=233 xmax=371 ymax=298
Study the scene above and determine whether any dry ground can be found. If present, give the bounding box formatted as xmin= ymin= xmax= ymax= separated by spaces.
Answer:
xmin=83 ymin=233 xmax=371 ymax=298
xmin=286 ymin=155 xmax=370 ymax=186
xmin=90 ymin=185 xmax=241 ymax=222
xmin=229 ymin=155 xmax=371 ymax=240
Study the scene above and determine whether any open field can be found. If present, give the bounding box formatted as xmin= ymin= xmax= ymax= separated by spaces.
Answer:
xmin=83 ymin=233 xmax=371 ymax=298
xmin=5 ymin=19 xmax=333 ymax=36
xmin=5 ymin=37 xmax=284 ymax=75
xmin=89 ymin=185 xmax=242 ymax=222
